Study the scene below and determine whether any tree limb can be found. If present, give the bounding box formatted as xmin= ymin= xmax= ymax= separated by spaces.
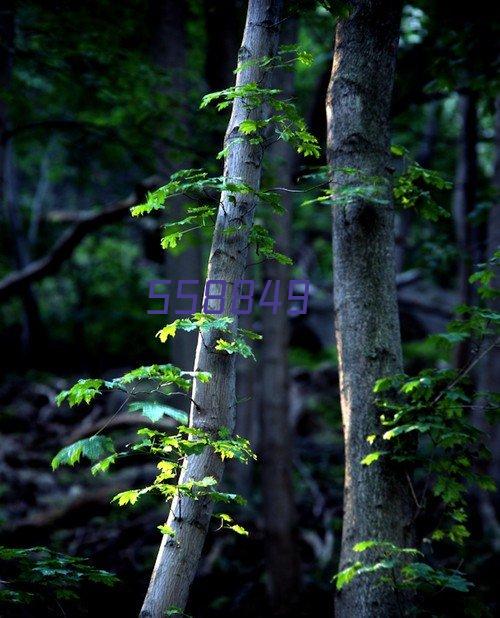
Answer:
xmin=0 ymin=176 xmax=163 ymax=301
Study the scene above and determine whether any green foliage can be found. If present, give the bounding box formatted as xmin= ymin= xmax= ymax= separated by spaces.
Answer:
xmin=216 ymin=513 xmax=249 ymax=536
xmin=128 ymin=401 xmax=189 ymax=424
xmin=103 ymin=426 xmax=254 ymax=509
xmin=0 ymin=545 xmax=117 ymax=607
xmin=156 ymin=313 xmax=262 ymax=360
xmin=234 ymin=44 xmax=314 ymax=75
xmin=365 ymin=257 xmax=499 ymax=547
xmin=131 ymin=168 xmax=221 ymax=217
xmin=393 ymin=158 xmax=452 ymax=221
xmin=52 ymin=422 xmax=255 ymax=539
xmin=214 ymin=338 xmax=255 ymax=360
xmin=51 ymin=436 xmax=115 ymax=470
xmin=201 ymin=82 xmax=320 ymax=158
xmin=301 ymin=167 xmax=390 ymax=208
xmin=55 ymin=379 xmax=104 ymax=407
xmin=333 ymin=540 xmax=471 ymax=595
xmin=249 ymin=224 xmax=293 ymax=265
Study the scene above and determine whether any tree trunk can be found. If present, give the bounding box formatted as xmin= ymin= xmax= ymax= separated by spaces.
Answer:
xmin=139 ymin=2 xmax=283 ymax=616
xmin=452 ymin=91 xmax=479 ymax=368
xmin=326 ymin=2 xmax=414 ymax=617
xmin=474 ymin=96 xmax=500 ymax=549
xmin=0 ymin=0 xmax=44 ymax=361
xmin=260 ymin=17 xmax=300 ymax=615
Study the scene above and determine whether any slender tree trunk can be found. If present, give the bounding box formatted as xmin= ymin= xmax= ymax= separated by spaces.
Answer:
xmin=326 ymin=2 xmax=414 ymax=617
xmin=0 ymin=0 xmax=43 ymax=361
xmin=140 ymin=2 xmax=283 ymax=616
xmin=452 ymin=91 xmax=479 ymax=368
xmin=474 ymin=97 xmax=500 ymax=549
xmin=260 ymin=17 xmax=300 ymax=615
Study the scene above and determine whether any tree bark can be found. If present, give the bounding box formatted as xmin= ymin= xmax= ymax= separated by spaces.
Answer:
xmin=139 ymin=2 xmax=283 ymax=616
xmin=326 ymin=2 xmax=414 ymax=617
xmin=260 ymin=17 xmax=300 ymax=615
xmin=474 ymin=97 xmax=500 ymax=548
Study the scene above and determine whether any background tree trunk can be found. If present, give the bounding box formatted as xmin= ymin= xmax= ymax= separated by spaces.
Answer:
xmin=473 ymin=96 xmax=500 ymax=549
xmin=260 ymin=17 xmax=300 ymax=615
xmin=326 ymin=2 xmax=414 ymax=617
xmin=0 ymin=0 xmax=44 ymax=361
xmin=149 ymin=0 xmax=202 ymax=387
xmin=140 ymin=2 xmax=283 ymax=616
xmin=452 ymin=91 xmax=479 ymax=368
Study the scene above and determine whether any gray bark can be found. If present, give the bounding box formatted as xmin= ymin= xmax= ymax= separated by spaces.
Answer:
xmin=139 ymin=2 xmax=283 ymax=616
xmin=326 ymin=2 xmax=414 ymax=617
xmin=260 ymin=17 xmax=300 ymax=614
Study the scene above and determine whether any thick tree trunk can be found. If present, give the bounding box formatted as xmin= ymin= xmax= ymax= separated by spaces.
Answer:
xmin=139 ymin=2 xmax=283 ymax=616
xmin=326 ymin=2 xmax=414 ymax=617
xmin=452 ymin=91 xmax=479 ymax=368
xmin=260 ymin=18 xmax=300 ymax=615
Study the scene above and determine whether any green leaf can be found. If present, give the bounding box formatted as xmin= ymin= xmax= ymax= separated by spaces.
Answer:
xmin=55 ymin=379 xmax=104 ymax=407
xmin=112 ymin=489 xmax=141 ymax=506
xmin=91 ymin=453 xmax=118 ymax=475
xmin=332 ymin=562 xmax=363 ymax=590
xmin=158 ymin=524 xmax=176 ymax=536
xmin=361 ymin=451 xmax=388 ymax=466
xmin=128 ymin=401 xmax=188 ymax=424
xmin=52 ymin=436 xmax=115 ymax=470
xmin=156 ymin=322 xmax=177 ymax=342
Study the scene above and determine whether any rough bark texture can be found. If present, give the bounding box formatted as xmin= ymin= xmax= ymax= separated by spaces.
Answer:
xmin=139 ymin=2 xmax=283 ymax=616
xmin=452 ymin=92 xmax=479 ymax=368
xmin=260 ymin=18 xmax=300 ymax=615
xmin=326 ymin=2 xmax=414 ymax=617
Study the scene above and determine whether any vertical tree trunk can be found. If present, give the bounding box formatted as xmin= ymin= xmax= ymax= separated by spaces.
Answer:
xmin=452 ymin=91 xmax=479 ymax=368
xmin=140 ymin=2 xmax=283 ymax=616
xmin=0 ymin=0 xmax=43 ymax=361
xmin=326 ymin=2 xmax=413 ymax=617
xmin=260 ymin=17 xmax=300 ymax=615
xmin=474 ymin=96 xmax=500 ymax=548
xmin=485 ymin=97 xmax=500 ymax=491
